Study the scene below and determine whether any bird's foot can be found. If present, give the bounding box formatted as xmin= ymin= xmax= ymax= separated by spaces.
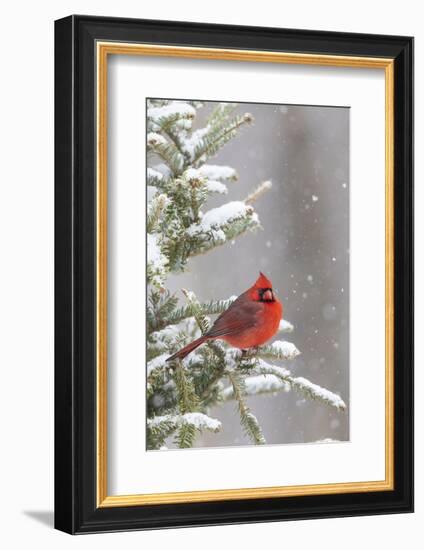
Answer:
xmin=241 ymin=347 xmax=259 ymax=358
xmin=238 ymin=348 xmax=259 ymax=372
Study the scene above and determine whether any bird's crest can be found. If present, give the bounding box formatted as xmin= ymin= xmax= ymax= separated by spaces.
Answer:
xmin=254 ymin=272 xmax=273 ymax=289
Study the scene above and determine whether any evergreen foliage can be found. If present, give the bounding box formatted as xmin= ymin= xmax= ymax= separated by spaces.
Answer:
xmin=146 ymin=99 xmax=345 ymax=450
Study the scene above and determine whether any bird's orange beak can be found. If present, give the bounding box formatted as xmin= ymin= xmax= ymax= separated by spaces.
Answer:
xmin=262 ymin=289 xmax=273 ymax=301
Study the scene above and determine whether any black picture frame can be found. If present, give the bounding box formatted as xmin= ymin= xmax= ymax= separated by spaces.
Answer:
xmin=55 ymin=14 xmax=414 ymax=534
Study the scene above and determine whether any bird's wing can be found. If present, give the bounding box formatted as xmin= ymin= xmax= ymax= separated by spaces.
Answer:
xmin=205 ymin=297 xmax=263 ymax=338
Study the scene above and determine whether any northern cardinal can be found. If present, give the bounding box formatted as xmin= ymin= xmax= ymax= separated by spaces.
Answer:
xmin=167 ymin=272 xmax=282 ymax=362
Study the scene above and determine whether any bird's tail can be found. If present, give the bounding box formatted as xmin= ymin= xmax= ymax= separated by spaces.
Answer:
xmin=166 ymin=336 xmax=208 ymax=362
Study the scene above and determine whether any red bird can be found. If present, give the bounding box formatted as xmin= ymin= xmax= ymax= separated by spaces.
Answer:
xmin=167 ymin=272 xmax=283 ymax=362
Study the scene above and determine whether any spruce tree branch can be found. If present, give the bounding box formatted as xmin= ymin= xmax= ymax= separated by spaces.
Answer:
xmin=147 ymin=167 xmax=167 ymax=188
xmin=147 ymin=290 xmax=179 ymax=333
xmin=147 ymin=135 xmax=185 ymax=176
xmin=148 ymin=297 xmax=237 ymax=335
xmin=147 ymin=102 xmax=196 ymax=130
xmin=197 ymin=342 xmax=228 ymax=402
xmin=149 ymin=412 xmax=221 ymax=433
xmin=198 ymin=164 xmax=238 ymax=183
xmin=163 ymin=126 xmax=186 ymax=156
xmin=178 ymin=290 xmax=230 ymax=404
xmin=148 ymin=299 xmax=294 ymax=339
xmin=191 ymin=113 xmax=254 ymax=165
xmin=250 ymin=360 xmax=346 ymax=411
xmin=174 ymin=361 xmax=198 ymax=414
xmin=222 ymin=374 xmax=288 ymax=400
xmin=147 ymin=412 xmax=221 ymax=450
xmin=244 ymin=180 xmax=273 ymax=205
xmin=186 ymin=206 xmax=261 ymax=259
xmin=146 ymin=416 xmax=178 ymax=450
xmin=257 ymin=340 xmax=301 ymax=361
xmin=147 ymin=194 xmax=169 ymax=233
xmin=206 ymin=103 xmax=237 ymax=127
xmin=227 ymin=370 xmax=266 ymax=445
xmin=181 ymin=288 xmax=211 ymax=334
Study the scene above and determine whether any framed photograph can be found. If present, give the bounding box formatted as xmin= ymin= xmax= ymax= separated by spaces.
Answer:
xmin=54 ymin=15 xmax=413 ymax=534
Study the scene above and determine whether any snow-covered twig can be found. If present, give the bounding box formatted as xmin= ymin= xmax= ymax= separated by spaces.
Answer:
xmin=245 ymin=180 xmax=273 ymax=205
xmin=249 ymin=360 xmax=346 ymax=411
xmin=147 ymin=102 xmax=196 ymax=128
xmin=198 ymin=164 xmax=238 ymax=182
xmin=147 ymin=233 xmax=168 ymax=288
xmin=148 ymin=412 xmax=221 ymax=433
xmin=222 ymin=374 xmax=288 ymax=399
xmin=279 ymin=319 xmax=294 ymax=333
xmin=147 ymin=167 xmax=165 ymax=187
xmin=290 ymin=376 xmax=346 ymax=410
xmin=187 ymin=201 xmax=257 ymax=238
xmin=258 ymin=340 xmax=301 ymax=361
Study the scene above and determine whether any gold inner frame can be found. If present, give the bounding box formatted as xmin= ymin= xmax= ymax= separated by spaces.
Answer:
xmin=96 ymin=42 xmax=395 ymax=508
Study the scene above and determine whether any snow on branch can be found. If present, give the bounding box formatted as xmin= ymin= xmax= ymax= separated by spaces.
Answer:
xmin=198 ymin=164 xmax=238 ymax=182
xmin=291 ymin=377 xmax=346 ymax=411
xmin=186 ymin=201 xmax=259 ymax=247
xmin=147 ymin=167 xmax=165 ymax=187
xmin=279 ymin=319 xmax=294 ymax=333
xmin=182 ymin=412 xmax=221 ymax=432
xmin=148 ymin=412 xmax=221 ymax=433
xmin=147 ymin=193 xmax=170 ymax=232
xmin=147 ymin=412 xmax=221 ymax=449
xmin=223 ymin=374 xmax=288 ymax=400
xmin=147 ymin=132 xmax=167 ymax=147
xmin=147 ymin=353 xmax=170 ymax=377
xmin=147 ymin=233 xmax=168 ymax=288
xmin=147 ymin=133 xmax=185 ymax=175
xmin=184 ymin=167 xmax=228 ymax=195
xmin=147 ymin=102 xmax=196 ymax=129
xmin=258 ymin=340 xmax=301 ymax=361
xmin=180 ymin=127 xmax=210 ymax=162
xmin=196 ymin=202 xmax=257 ymax=231
xmin=185 ymin=112 xmax=254 ymax=164
xmin=147 ymin=348 xmax=203 ymax=382
xmin=250 ymin=360 xmax=346 ymax=411
xmin=205 ymin=180 xmax=228 ymax=195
